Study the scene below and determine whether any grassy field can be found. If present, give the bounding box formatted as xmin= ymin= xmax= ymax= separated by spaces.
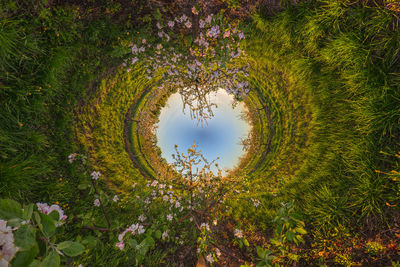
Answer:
xmin=2 ymin=0 xmax=400 ymax=266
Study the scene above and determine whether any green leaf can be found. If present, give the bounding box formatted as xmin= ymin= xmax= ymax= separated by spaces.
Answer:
xmin=39 ymin=213 xmax=56 ymax=237
xmin=154 ymin=230 xmax=162 ymax=239
xmin=14 ymin=225 xmax=36 ymax=249
xmin=57 ymin=241 xmax=85 ymax=257
xmin=78 ymin=183 xmax=88 ymax=190
xmin=29 ymin=260 xmax=41 ymax=267
xmin=23 ymin=204 xmax=34 ymax=221
xmin=295 ymin=227 xmax=307 ymax=235
xmin=48 ymin=210 xmax=60 ymax=221
xmin=11 ymin=243 xmax=39 ymax=267
xmin=0 ymin=199 xmax=23 ymax=219
xmin=256 ymin=246 xmax=266 ymax=259
xmin=243 ymin=238 xmax=250 ymax=247
xmin=286 ymin=231 xmax=295 ymax=242
xmin=41 ymin=251 xmax=60 ymax=267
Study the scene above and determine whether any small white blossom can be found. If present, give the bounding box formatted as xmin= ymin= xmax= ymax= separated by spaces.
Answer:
xmin=234 ymin=229 xmax=243 ymax=238
xmin=94 ymin=199 xmax=100 ymax=207
xmin=68 ymin=153 xmax=77 ymax=163
xmin=113 ymin=195 xmax=119 ymax=202
xmin=167 ymin=214 xmax=173 ymax=221
xmin=206 ymin=254 xmax=214 ymax=263
xmin=138 ymin=214 xmax=146 ymax=222
xmin=162 ymin=230 xmax=169 ymax=240
xmin=91 ymin=171 xmax=101 ymax=180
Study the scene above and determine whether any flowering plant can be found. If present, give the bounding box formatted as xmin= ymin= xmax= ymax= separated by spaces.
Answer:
xmin=0 ymin=199 xmax=84 ymax=267
xmin=123 ymin=8 xmax=249 ymax=124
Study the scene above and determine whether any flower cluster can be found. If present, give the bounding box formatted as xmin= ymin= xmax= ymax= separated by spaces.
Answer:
xmin=123 ymin=10 xmax=250 ymax=123
xmin=251 ymin=198 xmax=261 ymax=207
xmin=36 ymin=202 xmax=67 ymax=221
xmin=68 ymin=153 xmax=77 ymax=163
xmin=116 ymin=223 xmax=146 ymax=250
xmin=0 ymin=220 xmax=18 ymax=266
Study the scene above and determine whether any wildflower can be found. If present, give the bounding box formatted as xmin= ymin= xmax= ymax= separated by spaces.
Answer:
xmin=158 ymin=31 xmax=164 ymax=38
xmin=144 ymin=198 xmax=151 ymax=205
xmin=251 ymin=198 xmax=261 ymax=207
xmin=91 ymin=171 xmax=101 ymax=180
xmin=156 ymin=44 xmax=163 ymax=50
xmin=0 ymin=220 xmax=18 ymax=265
xmin=234 ymin=229 xmax=243 ymax=238
xmin=200 ymin=223 xmax=210 ymax=231
xmin=131 ymin=45 xmax=138 ymax=53
xmin=138 ymin=214 xmax=146 ymax=222
xmin=192 ymin=6 xmax=199 ymax=15
xmin=167 ymin=214 xmax=173 ymax=221
xmin=180 ymin=14 xmax=188 ymax=22
xmin=206 ymin=254 xmax=214 ymax=263
xmin=113 ymin=195 xmax=119 ymax=202
xmin=175 ymin=201 xmax=181 ymax=208
xmin=185 ymin=21 xmax=192 ymax=29
xmin=142 ymin=38 xmax=146 ymax=44
xmin=139 ymin=46 xmax=145 ymax=52
xmin=116 ymin=242 xmax=125 ymax=250
xmin=156 ymin=22 xmax=161 ymax=29
xmin=68 ymin=153 xmax=77 ymax=163
xmin=127 ymin=68 xmax=131 ymax=72
xmin=131 ymin=57 xmax=138 ymax=65
xmin=94 ymin=199 xmax=100 ymax=207
xmin=238 ymin=31 xmax=245 ymax=39
xmin=215 ymin=248 xmax=221 ymax=258
xmin=163 ymin=195 xmax=169 ymax=202
xmin=213 ymin=219 xmax=218 ymax=225
xmin=205 ymin=15 xmax=212 ymax=24
xmin=137 ymin=225 xmax=145 ymax=235
xmin=199 ymin=19 xmax=205 ymax=29
xmin=132 ymin=183 xmax=137 ymax=188
xmin=162 ymin=230 xmax=169 ymax=240
xmin=168 ymin=21 xmax=175 ymax=28
xmin=36 ymin=203 xmax=67 ymax=221
xmin=223 ymin=30 xmax=230 ymax=38
xmin=151 ymin=180 xmax=158 ymax=187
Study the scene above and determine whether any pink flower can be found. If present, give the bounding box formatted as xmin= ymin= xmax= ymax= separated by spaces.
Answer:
xmin=156 ymin=44 xmax=163 ymax=50
xmin=223 ymin=30 xmax=230 ymax=38
xmin=113 ymin=195 xmax=119 ymax=202
xmin=156 ymin=22 xmax=161 ymax=29
xmin=68 ymin=153 xmax=77 ymax=163
xmin=131 ymin=57 xmax=138 ymax=65
xmin=205 ymin=15 xmax=212 ymax=24
xmin=142 ymin=38 xmax=146 ymax=44
xmin=180 ymin=14 xmax=188 ymax=22
xmin=199 ymin=19 xmax=205 ymax=28
xmin=168 ymin=21 xmax=175 ymax=28
xmin=167 ymin=214 xmax=173 ymax=221
xmin=238 ymin=31 xmax=245 ymax=39
xmin=116 ymin=242 xmax=125 ymax=250
xmin=36 ymin=203 xmax=67 ymax=221
xmin=94 ymin=199 xmax=100 ymax=207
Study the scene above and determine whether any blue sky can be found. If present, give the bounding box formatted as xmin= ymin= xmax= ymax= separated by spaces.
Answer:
xmin=156 ymin=89 xmax=251 ymax=175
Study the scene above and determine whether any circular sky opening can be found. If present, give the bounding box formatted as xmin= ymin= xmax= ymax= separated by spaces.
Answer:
xmin=156 ymin=88 xmax=252 ymax=175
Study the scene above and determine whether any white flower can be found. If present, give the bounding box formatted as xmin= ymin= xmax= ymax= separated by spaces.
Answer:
xmin=156 ymin=22 xmax=161 ymax=29
xmin=142 ymin=38 xmax=146 ymax=44
xmin=91 ymin=171 xmax=101 ymax=180
xmin=138 ymin=214 xmax=146 ymax=222
xmin=215 ymin=248 xmax=221 ymax=258
xmin=94 ymin=199 xmax=100 ymax=207
xmin=206 ymin=254 xmax=214 ymax=263
xmin=175 ymin=201 xmax=181 ymax=208
xmin=180 ymin=14 xmax=188 ymax=22
xmin=36 ymin=203 xmax=67 ymax=220
xmin=0 ymin=220 xmax=18 ymax=264
xmin=167 ymin=214 xmax=173 ymax=221
xmin=156 ymin=44 xmax=163 ymax=50
xmin=199 ymin=19 xmax=205 ymax=28
xmin=163 ymin=195 xmax=169 ymax=202
xmin=200 ymin=223 xmax=210 ymax=231
xmin=234 ymin=229 xmax=243 ymax=238
xmin=185 ymin=21 xmax=192 ymax=28
xmin=168 ymin=21 xmax=175 ymax=28
xmin=162 ymin=230 xmax=169 ymax=240
xmin=238 ymin=31 xmax=245 ymax=39
xmin=113 ymin=195 xmax=119 ymax=202
xmin=137 ymin=225 xmax=145 ymax=235
xmin=131 ymin=44 xmax=138 ymax=53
